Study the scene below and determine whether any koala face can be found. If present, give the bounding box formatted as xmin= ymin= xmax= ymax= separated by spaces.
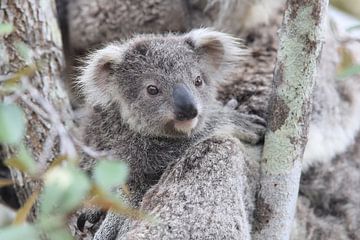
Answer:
xmin=79 ymin=29 xmax=245 ymax=138
xmin=114 ymin=37 xmax=218 ymax=137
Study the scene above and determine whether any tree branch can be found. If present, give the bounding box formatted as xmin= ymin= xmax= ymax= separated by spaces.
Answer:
xmin=253 ymin=0 xmax=329 ymax=239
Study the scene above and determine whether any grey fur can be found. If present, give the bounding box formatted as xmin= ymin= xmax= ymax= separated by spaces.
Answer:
xmin=78 ymin=29 xmax=265 ymax=240
xmin=118 ymin=137 xmax=255 ymax=240
xmin=292 ymin=133 xmax=360 ymax=240
xmin=301 ymin=25 xmax=360 ymax=170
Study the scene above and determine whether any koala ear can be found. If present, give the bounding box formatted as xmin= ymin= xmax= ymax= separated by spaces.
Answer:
xmin=77 ymin=43 xmax=125 ymax=107
xmin=184 ymin=28 xmax=247 ymax=80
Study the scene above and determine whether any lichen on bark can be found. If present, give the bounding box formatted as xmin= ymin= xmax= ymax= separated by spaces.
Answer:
xmin=253 ymin=0 xmax=329 ymax=239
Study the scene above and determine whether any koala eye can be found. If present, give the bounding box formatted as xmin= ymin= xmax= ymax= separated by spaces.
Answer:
xmin=194 ymin=76 xmax=203 ymax=87
xmin=147 ymin=85 xmax=159 ymax=95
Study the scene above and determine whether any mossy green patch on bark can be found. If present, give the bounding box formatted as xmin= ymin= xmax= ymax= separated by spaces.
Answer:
xmin=262 ymin=3 xmax=323 ymax=174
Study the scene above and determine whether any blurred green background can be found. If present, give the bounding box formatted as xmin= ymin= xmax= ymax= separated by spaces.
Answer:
xmin=331 ymin=0 xmax=360 ymax=19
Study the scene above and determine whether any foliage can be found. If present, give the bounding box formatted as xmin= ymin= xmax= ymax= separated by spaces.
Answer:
xmin=0 ymin=23 xmax=13 ymax=36
xmin=331 ymin=0 xmax=360 ymax=19
xmin=0 ymin=104 xmax=25 ymax=144
xmin=337 ymin=46 xmax=360 ymax=80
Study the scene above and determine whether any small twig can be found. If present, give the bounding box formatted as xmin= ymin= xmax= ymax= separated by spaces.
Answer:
xmin=71 ymin=134 xmax=109 ymax=159
xmin=3 ymin=87 xmax=23 ymax=104
xmin=20 ymin=94 xmax=49 ymax=122
xmin=4 ymin=74 xmax=109 ymax=168
xmin=22 ymin=77 xmax=77 ymax=160
xmin=38 ymin=127 xmax=58 ymax=169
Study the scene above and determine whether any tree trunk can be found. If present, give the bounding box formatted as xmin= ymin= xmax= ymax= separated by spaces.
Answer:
xmin=252 ymin=0 xmax=329 ymax=239
xmin=0 ymin=0 xmax=72 ymax=220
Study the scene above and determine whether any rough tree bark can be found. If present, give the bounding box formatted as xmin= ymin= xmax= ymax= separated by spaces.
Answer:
xmin=253 ymin=0 xmax=329 ymax=239
xmin=0 ymin=0 xmax=73 ymax=220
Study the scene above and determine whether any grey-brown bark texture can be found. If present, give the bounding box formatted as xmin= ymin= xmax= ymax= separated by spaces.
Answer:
xmin=253 ymin=0 xmax=329 ymax=239
xmin=0 ymin=0 xmax=72 ymax=220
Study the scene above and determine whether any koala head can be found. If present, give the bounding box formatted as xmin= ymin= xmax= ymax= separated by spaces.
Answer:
xmin=78 ymin=28 xmax=245 ymax=138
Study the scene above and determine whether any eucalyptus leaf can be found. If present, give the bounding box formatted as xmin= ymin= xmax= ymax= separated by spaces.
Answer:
xmin=47 ymin=228 xmax=73 ymax=240
xmin=0 ymin=23 xmax=13 ymax=36
xmin=38 ymin=216 xmax=73 ymax=240
xmin=40 ymin=165 xmax=90 ymax=216
xmin=94 ymin=160 xmax=129 ymax=192
xmin=337 ymin=64 xmax=360 ymax=80
xmin=0 ymin=104 xmax=26 ymax=144
xmin=14 ymin=42 xmax=32 ymax=63
xmin=17 ymin=145 xmax=37 ymax=174
xmin=6 ymin=144 xmax=37 ymax=175
xmin=0 ymin=224 xmax=39 ymax=240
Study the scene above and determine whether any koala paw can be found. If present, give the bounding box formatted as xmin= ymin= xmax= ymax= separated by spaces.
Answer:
xmin=225 ymin=98 xmax=239 ymax=110
xmin=234 ymin=113 xmax=267 ymax=144
xmin=77 ymin=207 xmax=106 ymax=232
xmin=244 ymin=114 xmax=267 ymax=128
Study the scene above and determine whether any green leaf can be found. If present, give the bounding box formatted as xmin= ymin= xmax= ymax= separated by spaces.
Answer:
xmin=17 ymin=145 xmax=37 ymax=174
xmin=0 ymin=23 xmax=13 ymax=36
xmin=0 ymin=224 xmax=39 ymax=240
xmin=0 ymin=104 xmax=26 ymax=144
xmin=6 ymin=145 xmax=37 ymax=175
xmin=37 ymin=216 xmax=73 ymax=240
xmin=94 ymin=160 xmax=129 ymax=192
xmin=337 ymin=64 xmax=360 ymax=80
xmin=47 ymin=228 xmax=73 ymax=240
xmin=14 ymin=42 xmax=32 ymax=63
xmin=40 ymin=165 xmax=90 ymax=216
xmin=337 ymin=47 xmax=355 ymax=73
xmin=14 ymin=188 xmax=39 ymax=224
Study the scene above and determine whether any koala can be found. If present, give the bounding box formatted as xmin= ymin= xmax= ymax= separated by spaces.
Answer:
xmin=77 ymin=28 xmax=265 ymax=240
xmin=64 ymin=2 xmax=360 ymax=239
xmin=92 ymin=24 xmax=360 ymax=239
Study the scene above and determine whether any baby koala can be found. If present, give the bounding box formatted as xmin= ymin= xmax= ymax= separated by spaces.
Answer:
xmin=77 ymin=29 xmax=265 ymax=239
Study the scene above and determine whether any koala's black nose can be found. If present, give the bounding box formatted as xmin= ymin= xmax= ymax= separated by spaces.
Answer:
xmin=173 ymin=84 xmax=198 ymax=121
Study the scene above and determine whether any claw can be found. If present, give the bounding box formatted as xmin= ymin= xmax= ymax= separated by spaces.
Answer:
xmin=245 ymin=114 xmax=267 ymax=127
xmin=77 ymin=213 xmax=87 ymax=232
xmin=225 ymin=98 xmax=239 ymax=110
xmin=76 ymin=208 xmax=106 ymax=232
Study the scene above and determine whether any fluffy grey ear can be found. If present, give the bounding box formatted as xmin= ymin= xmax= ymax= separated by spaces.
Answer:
xmin=184 ymin=28 xmax=246 ymax=80
xmin=77 ymin=43 xmax=125 ymax=106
